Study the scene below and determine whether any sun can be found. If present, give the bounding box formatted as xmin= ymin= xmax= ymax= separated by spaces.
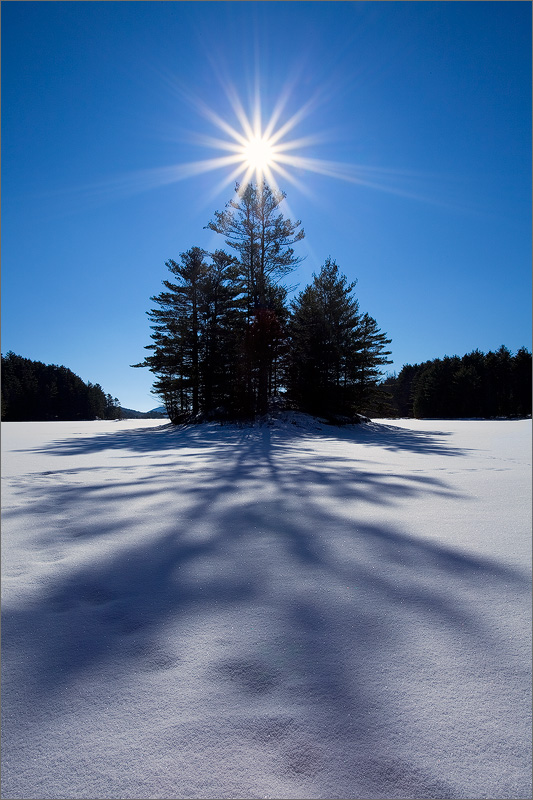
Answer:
xmin=242 ymin=135 xmax=276 ymax=173
xmin=171 ymin=81 xmax=325 ymax=198
xmin=177 ymin=78 xmax=418 ymax=201
xmin=89 ymin=77 xmax=438 ymax=210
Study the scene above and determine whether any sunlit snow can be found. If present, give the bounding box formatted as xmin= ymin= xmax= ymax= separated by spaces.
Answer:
xmin=1 ymin=415 xmax=531 ymax=799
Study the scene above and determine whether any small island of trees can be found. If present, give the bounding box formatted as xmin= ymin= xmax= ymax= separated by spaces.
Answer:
xmin=133 ymin=182 xmax=393 ymax=423
xmin=3 ymin=182 xmax=529 ymax=424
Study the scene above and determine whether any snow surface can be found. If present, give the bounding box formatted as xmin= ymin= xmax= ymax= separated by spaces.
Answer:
xmin=1 ymin=415 xmax=531 ymax=800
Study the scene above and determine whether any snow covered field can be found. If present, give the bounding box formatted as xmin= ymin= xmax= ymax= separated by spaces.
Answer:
xmin=1 ymin=416 xmax=531 ymax=800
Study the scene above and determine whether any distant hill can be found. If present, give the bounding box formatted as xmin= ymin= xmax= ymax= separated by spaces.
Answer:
xmin=119 ymin=407 xmax=167 ymax=419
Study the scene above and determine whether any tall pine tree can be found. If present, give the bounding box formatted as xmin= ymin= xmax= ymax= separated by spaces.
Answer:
xmin=355 ymin=313 xmax=392 ymax=415
xmin=133 ymin=247 xmax=246 ymax=421
xmin=206 ymin=182 xmax=304 ymax=313
xmin=288 ymin=259 xmax=392 ymax=420
xmin=206 ymin=182 xmax=304 ymax=414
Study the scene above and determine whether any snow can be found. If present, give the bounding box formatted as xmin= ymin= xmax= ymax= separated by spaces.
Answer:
xmin=1 ymin=415 xmax=531 ymax=800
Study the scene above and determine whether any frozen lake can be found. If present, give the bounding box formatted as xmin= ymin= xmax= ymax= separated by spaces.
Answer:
xmin=1 ymin=416 xmax=531 ymax=799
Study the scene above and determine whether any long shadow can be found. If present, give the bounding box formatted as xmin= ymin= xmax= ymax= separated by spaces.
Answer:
xmin=2 ymin=420 xmax=530 ymax=799
xmin=14 ymin=415 xmax=468 ymax=459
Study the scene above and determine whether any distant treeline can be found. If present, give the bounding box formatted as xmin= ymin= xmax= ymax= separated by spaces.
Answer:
xmin=1 ymin=352 xmax=122 ymax=422
xmin=382 ymin=346 xmax=532 ymax=418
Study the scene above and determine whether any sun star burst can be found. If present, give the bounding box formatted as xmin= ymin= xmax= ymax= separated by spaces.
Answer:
xmin=173 ymin=81 xmax=329 ymax=199
xmin=242 ymin=135 xmax=276 ymax=174
xmin=76 ymin=77 xmax=448 ymax=213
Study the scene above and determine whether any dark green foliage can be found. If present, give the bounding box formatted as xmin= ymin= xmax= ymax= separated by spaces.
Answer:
xmin=381 ymin=365 xmax=418 ymax=417
xmin=287 ymin=259 xmax=392 ymax=419
xmin=245 ymin=306 xmax=288 ymax=415
xmin=206 ymin=182 xmax=304 ymax=416
xmin=355 ymin=312 xmax=393 ymax=415
xmin=512 ymin=347 xmax=533 ymax=417
xmin=385 ymin=347 xmax=532 ymax=418
xmin=136 ymin=184 xmax=393 ymax=423
xmin=198 ymin=249 xmax=247 ymax=415
xmin=1 ymin=352 xmax=120 ymax=421
xmin=288 ymin=259 xmax=359 ymax=417
xmin=104 ymin=394 xmax=123 ymax=420
xmin=133 ymin=247 xmax=248 ymax=422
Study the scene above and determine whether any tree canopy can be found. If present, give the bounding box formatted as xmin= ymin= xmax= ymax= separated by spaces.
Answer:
xmin=206 ymin=182 xmax=304 ymax=313
xmin=288 ymin=258 xmax=391 ymax=418
xmin=135 ymin=184 xmax=393 ymax=423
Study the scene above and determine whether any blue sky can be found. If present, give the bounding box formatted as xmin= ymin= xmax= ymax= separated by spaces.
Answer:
xmin=2 ymin=1 xmax=531 ymax=412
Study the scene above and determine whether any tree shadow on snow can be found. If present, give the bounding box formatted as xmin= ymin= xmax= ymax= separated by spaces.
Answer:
xmin=13 ymin=415 xmax=467 ymax=459
xmin=2 ymin=420 xmax=530 ymax=799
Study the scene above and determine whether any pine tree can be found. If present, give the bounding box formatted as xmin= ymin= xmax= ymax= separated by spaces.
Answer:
xmin=288 ymin=260 xmax=392 ymax=419
xmin=87 ymin=382 xmax=107 ymax=419
xmin=105 ymin=394 xmax=122 ymax=419
xmin=412 ymin=361 xmax=438 ymax=418
xmin=133 ymin=247 xmax=207 ymax=419
xmin=388 ymin=348 xmax=531 ymax=419
xmin=1 ymin=352 xmax=115 ymax=421
xmin=206 ymin=182 xmax=304 ymax=415
xmin=197 ymin=249 xmax=246 ymax=415
xmin=355 ymin=313 xmax=392 ymax=415
xmin=206 ymin=182 xmax=304 ymax=313
xmin=288 ymin=259 xmax=361 ymax=418
xmin=133 ymin=248 xmax=247 ymax=421
xmin=511 ymin=347 xmax=532 ymax=416
xmin=412 ymin=356 xmax=461 ymax=418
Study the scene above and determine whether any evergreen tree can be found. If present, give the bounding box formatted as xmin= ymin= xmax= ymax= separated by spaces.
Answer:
xmin=412 ymin=356 xmax=461 ymax=418
xmin=197 ymin=249 xmax=246 ymax=415
xmin=206 ymin=182 xmax=304 ymax=313
xmin=134 ymin=247 xmax=208 ymax=418
xmin=206 ymin=182 xmax=304 ymax=415
xmin=288 ymin=258 xmax=390 ymax=419
xmin=383 ymin=364 xmax=420 ymax=417
xmin=485 ymin=345 xmax=514 ymax=417
xmin=105 ymin=394 xmax=122 ymax=420
xmin=374 ymin=348 xmax=531 ymax=419
xmin=1 ymin=352 xmax=116 ymax=421
xmin=133 ymin=248 xmax=246 ymax=421
xmin=452 ymin=363 xmax=481 ymax=417
xmin=355 ymin=313 xmax=392 ymax=414
xmin=512 ymin=347 xmax=532 ymax=417
xmin=87 ymin=382 xmax=107 ymax=419
xmin=411 ymin=361 xmax=437 ymax=418
xmin=457 ymin=349 xmax=486 ymax=417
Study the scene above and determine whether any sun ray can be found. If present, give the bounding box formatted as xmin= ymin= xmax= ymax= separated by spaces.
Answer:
xmin=204 ymin=161 xmax=252 ymax=204
xmin=188 ymin=133 xmax=248 ymax=154
xmin=252 ymin=87 xmax=262 ymax=140
xmin=221 ymin=81 xmax=256 ymax=142
xmin=65 ymin=72 xmax=464 ymax=215
xmin=267 ymin=93 xmax=321 ymax=147
xmin=189 ymin=95 xmax=249 ymax=148
xmin=176 ymin=81 xmax=430 ymax=204
xmin=267 ymin=160 xmax=310 ymax=196
xmin=262 ymin=89 xmax=290 ymax=141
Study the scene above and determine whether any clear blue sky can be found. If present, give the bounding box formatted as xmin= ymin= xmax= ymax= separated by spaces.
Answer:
xmin=2 ymin=1 xmax=531 ymax=412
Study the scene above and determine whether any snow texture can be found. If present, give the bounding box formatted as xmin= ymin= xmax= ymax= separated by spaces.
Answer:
xmin=1 ymin=415 xmax=531 ymax=800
